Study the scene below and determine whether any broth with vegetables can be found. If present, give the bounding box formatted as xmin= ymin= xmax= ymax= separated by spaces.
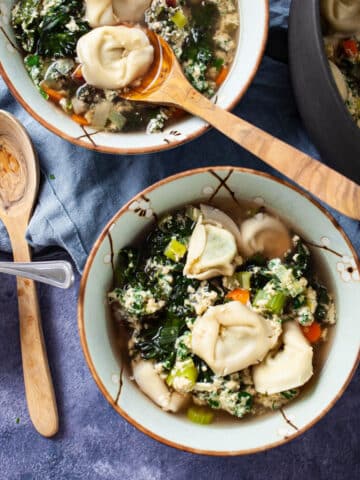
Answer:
xmin=11 ymin=0 xmax=239 ymax=133
xmin=108 ymin=204 xmax=336 ymax=424
xmin=321 ymin=0 xmax=360 ymax=127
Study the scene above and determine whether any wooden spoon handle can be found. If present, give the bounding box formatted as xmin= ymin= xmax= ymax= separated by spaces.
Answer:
xmin=182 ymin=90 xmax=360 ymax=220
xmin=6 ymin=221 xmax=58 ymax=437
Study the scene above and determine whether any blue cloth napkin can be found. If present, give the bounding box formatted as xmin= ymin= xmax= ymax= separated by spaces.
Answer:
xmin=0 ymin=0 xmax=359 ymax=271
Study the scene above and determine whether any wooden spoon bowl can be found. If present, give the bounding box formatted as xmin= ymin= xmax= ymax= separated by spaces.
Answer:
xmin=122 ymin=31 xmax=360 ymax=220
xmin=0 ymin=110 xmax=58 ymax=437
xmin=0 ymin=112 xmax=38 ymax=217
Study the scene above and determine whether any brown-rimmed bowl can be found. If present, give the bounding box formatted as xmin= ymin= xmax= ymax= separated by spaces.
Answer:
xmin=0 ymin=1 xmax=268 ymax=155
xmin=78 ymin=166 xmax=359 ymax=455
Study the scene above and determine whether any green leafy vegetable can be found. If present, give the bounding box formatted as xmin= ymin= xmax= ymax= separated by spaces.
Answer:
xmin=25 ymin=54 xmax=40 ymax=68
xmin=114 ymin=247 xmax=140 ymax=288
xmin=280 ymin=389 xmax=298 ymax=400
xmin=213 ymin=57 xmax=224 ymax=72
xmin=236 ymin=391 xmax=253 ymax=416
xmin=181 ymin=2 xmax=219 ymax=93
xmin=285 ymin=239 xmax=310 ymax=278
xmin=166 ymin=275 xmax=200 ymax=319
xmin=11 ymin=0 xmax=90 ymax=58
xmin=37 ymin=0 xmax=90 ymax=58
xmin=194 ymin=357 xmax=214 ymax=383
xmin=11 ymin=0 xmax=41 ymax=53
xmin=268 ymin=259 xmax=306 ymax=297
xmin=312 ymin=282 xmax=330 ymax=322
xmin=136 ymin=316 xmax=186 ymax=369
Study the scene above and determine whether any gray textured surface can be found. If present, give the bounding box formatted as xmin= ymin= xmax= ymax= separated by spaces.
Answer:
xmin=0 ymin=0 xmax=359 ymax=478
xmin=0 ymin=262 xmax=360 ymax=480
xmin=0 ymin=263 xmax=359 ymax=478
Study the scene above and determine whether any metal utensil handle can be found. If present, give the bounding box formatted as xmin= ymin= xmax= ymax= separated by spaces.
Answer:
xmin=0 ymin=260 xmax=75 ymax=289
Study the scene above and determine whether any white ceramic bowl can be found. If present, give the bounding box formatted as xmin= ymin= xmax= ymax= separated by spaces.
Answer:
xmin=78 ymin=167 xmax=359 ymax=455
xmin=0 ymin=1 xmax=268 ymax=154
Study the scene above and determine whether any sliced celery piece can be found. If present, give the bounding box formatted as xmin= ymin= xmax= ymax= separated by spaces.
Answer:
xmin=253 ymin=288 xmax=270 ymax=307
xmin=164 ymin=238 xmax=187 ymax=262
xmin=266 ymin=292 xmax=287 ymax=314
xmin=253 ymin=285 xmax=287 ymax=314
xmin=166 ymin=358 xmax=198 ymax=388
xmin=171 ymin=10 xmax=188 ymax=28
xmin=187 ymin=406 xmax=214 ymax=425
xmin=237 ymin=271 xmax=251 ymax=290
xmin=224 ymin=271 xmax=252 ymax=291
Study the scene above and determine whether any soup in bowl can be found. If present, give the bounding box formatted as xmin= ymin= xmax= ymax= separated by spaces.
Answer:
xmin=78 ymin=167 xmax=360 ymax=454
xmin=0 ymin=0 xmax=268 ymax=154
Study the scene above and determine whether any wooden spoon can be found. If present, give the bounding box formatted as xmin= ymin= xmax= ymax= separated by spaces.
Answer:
xmin=123 ymin=31 xmax=360 ymax=220
xmin=0 ymin=110 xmax=58 ymax=437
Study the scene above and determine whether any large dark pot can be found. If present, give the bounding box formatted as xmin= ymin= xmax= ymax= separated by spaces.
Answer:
xmin=289 ymin=0 xmax=360 ymax=184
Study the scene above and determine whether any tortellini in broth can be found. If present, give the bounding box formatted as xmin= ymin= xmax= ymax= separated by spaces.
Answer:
xmin=321 ymin=0 xmax=360 ymax=35
xmin=184 ymin=209 xmax=242 ymax=280
xmin=240 ymin=213 xmax=292 ymax=259
xmin=253 ymin=322 xmax=314 ymax=395
xmin=108 ymin=203 xmax=335 ymax=422
xmin=85 ymin=0 xmax=151 ymax=27
xmin=76 ymin=26 xmax=154 ymax=89
xmin=191 ymin=301 xmax=281 ymax=377
xmin=184 ymin=221 xmax=237 ymax=279
xmin=132 ymin=359 xmax=190 ymax=412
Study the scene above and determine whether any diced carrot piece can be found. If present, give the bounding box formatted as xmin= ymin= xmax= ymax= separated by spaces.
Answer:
xmin=215 ymin=66 xmax=229 ymax=86
xmin=343 ymin=39 xmax=358 ymax=56
xmin=42 ymin=85 xmax=65 ymax=103
xmin=226 ymin=288 xmax=250 ymax=305
xmin=301 ymin=322 xmax=322 ymax=343
xmin=71 ymin=114 xmax=89 ymax=126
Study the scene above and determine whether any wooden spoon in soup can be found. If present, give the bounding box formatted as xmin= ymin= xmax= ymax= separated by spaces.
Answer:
xmin=120 ymin=30 xmax=360 ymax=221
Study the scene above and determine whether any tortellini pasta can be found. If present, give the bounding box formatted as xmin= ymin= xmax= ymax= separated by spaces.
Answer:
xmin=85 ymin=0 xmax=151 ymax=27
xmin=191 ymin=301 xmax=281 ymax=376
xmin=132 ymin=360 xmax=190 ymax=412
xmin=184 ymin=213 xmax=240 ymax=280
xmin=252 ymin=321 xmax=314 ymax=395
xmin=321 ymin=0 xmax=360 ymax=35
xmin=76 ymin=26 xmax=154 ymax=89
xmin=240 ymin=213 xmax=291 ymax=259
xmin=199 ymin=204 xmax=243 ymax=250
